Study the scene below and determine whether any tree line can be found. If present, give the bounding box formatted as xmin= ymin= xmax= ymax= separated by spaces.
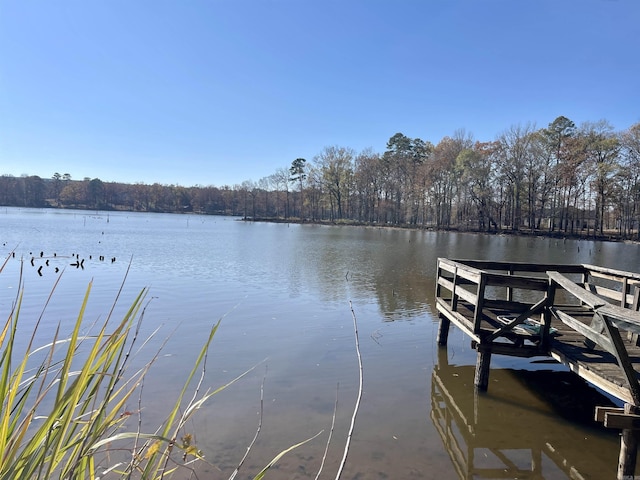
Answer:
xmin=2 ymin=116 xmax=640 ymax=240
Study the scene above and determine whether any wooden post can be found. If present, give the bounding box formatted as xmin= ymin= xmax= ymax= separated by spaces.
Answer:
xmin=581 ymin=271 xmax=589 ymax=307
xmin=618 ymin=403 xmax=640 ymax=480
xmin=436 ymin=314 xmax=451 ymax=346
xmin=473 ymin=274 xmax=487 ymax=333
xmin=451 ymin=266 xmax=459 ymax=311
xmin=474 ymin=346 xmax=491 ymax=391
xmin=437 ymin=343 xmax=449 ymax=368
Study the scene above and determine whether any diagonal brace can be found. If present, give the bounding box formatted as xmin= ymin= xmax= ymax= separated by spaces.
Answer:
xmin=599 ymin=311 xmax=640 ymax=406
xmin=485 ymin=297 xmax=550 ymax=343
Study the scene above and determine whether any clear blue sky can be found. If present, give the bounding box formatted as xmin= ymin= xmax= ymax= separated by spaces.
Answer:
xmin=1 ymin=0 xmax=638 ymax=187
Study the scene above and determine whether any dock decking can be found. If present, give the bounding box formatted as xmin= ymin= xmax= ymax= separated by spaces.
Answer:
xmin=435 ymin=258 xmax=640 ymax=478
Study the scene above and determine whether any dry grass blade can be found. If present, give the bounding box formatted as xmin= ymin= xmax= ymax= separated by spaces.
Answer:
xmin=315 ymin=383 xmax=339 ymax=480
xmin=252 ymin=430 xmax=324 ymax=480
xmin=228 ymin=367 xmax=267 ymax=480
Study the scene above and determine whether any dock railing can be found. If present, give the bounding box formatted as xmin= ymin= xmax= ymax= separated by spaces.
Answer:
xmin=581 ymin=264 xmax=640 ymax=310
xmin=435 ymin=259 xmax=585 ymax=351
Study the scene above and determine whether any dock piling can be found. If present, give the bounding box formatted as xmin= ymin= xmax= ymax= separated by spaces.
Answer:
xmin=618 ymin=404 xmax=640 ymax=480
xmin=474 ymin=346 xmax=492 ymax=391
xmin=436 ymin=314 xmax=451 ymax=346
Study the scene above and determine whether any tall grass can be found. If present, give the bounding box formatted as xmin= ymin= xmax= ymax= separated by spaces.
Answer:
xmin=0 ymin=249 xmax=332 ymax=479
xmin=0 ymin=255 xmax=278 ymax=479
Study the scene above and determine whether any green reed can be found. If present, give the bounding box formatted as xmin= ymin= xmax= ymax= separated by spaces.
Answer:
xmin=0 ymin=252 xmax=307 ymax=480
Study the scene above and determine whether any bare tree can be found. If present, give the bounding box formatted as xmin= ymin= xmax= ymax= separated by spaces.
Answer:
xmin=494 ymin=123 xmax=537 ymax=231
xmin=314 ymin=146 xmax=354 ymax=220
xmin=580 ymin=120 xmax=620 ymax=235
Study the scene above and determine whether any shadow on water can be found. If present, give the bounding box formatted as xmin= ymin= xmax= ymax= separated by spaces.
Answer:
xmin=431 ymin=348 xmax=625 ymax=479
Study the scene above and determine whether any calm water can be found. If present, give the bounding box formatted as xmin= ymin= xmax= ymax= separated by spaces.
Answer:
xmin=2 ymin=207 xmax=640 ymax=479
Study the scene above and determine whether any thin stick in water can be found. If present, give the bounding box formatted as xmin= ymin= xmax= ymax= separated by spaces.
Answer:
xmin=334 ymin=301 xmax=363 ymax=480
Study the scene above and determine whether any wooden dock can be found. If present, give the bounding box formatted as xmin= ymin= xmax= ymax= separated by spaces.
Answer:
xmin=435 ymin=258 xmax=640 ymax=479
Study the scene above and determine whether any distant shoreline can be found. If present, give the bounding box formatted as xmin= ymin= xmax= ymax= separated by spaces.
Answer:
xmin=243 ymin=216 xmax=631 ymax=244
xmin=2 ymin=204 xmax=632 ymax=244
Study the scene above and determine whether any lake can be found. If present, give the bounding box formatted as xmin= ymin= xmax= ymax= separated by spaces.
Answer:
xmin=2 ymin=207 xmax=640 ymax=479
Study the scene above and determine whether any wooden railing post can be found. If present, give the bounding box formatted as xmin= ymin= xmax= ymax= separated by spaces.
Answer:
xmin=436 ymin=259 xmax=451 ymax=346
xmin=451 ymin=266 xmax=459 ymax=311
xmin=435 ymin=260 xmax=443 ymax=300
xmin=581 ymin=270 xmax=590 ymax=307
xmin=473 ymin=273 xmax=487 ymax=334
xmin=541 ymin=275 xmax=558 ymax=350
xmin=507 ymin=266 xmax=513 ymax=302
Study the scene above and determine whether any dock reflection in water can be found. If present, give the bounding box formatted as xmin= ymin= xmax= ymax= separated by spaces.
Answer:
xmin=430 ymin=349 xmax=623 ymax=479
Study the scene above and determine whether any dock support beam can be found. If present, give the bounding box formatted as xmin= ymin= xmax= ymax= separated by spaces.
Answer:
xmin=437 ymin=314 xmax=451 ymax=346
xmin=474 ymin=346 xmax=492 ymax=391
xmin=618 ymin=404 xmax=640 ymax=480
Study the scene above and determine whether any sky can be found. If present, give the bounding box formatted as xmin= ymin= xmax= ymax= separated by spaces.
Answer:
xmin=1 ymin=0 xmax=639 ymax=188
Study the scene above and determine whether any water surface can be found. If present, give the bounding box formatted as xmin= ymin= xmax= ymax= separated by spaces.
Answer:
xmin=1 ymin=207 xmax=639 ymax=479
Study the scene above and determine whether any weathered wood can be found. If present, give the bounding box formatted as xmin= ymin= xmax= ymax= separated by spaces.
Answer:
xmin=476 ymin=342 xmax=545 ymax=358
xmin=485 ymin=297 xmax=549 ymax=342
xmin=585 ymin=263 xmax=640 ymax=283
xmin=439 ymin=258 xmax=483 ymax=284
xmin=595 ymin=406 xmax=624 ymax=422
xmin=619 ymin=429 xmax=639 ymax=479
xmin=600 ymin=313 xmax=640 ymax=405
xmin=598 ymin=305 xmax=640 ymax=335
xmin=437 ymin=259 xmax=640 ymax=409
xmin=483 ymin=272 xmax=549 ymax=291
xmin=437 ymin=276 xmax=453 ymax=292
xmin=548 ymin=271 xmax=608 ymax=309
xmin=549 ymin=347 xmax=635 ymax=405
xmin=435 ymin=298 xmax=480 ymax=342
xmin=452 ymin=259 xmax=587 ymax=275
xmin=618 ymin=404 xmax=640 ymax=479
xmin=483 ymin=298 xmax=542 ymax=312
xmin=454 ymin=284 xmax=478 ymax=307
xmin=474 ymin=347 xmax=491 ymax=391
xmin=437 ymin=314 xmax=451 ymax=346
xmin=451 ymin=266 xmax=459 ymax=310
xmin=583 ymin=282 xmax=636 ymax=307
xmin=437 ymin=258 xmax=458 ymax=274
xmin=437 ymin=277 xmax=479 ymax=307
xmin=549 ymin=307 xmax=615 ymax=355
xmin=604 ymin=412 xmax=640 ymax=430
xmin=473 ymin=273 xmax=487 ymax=333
